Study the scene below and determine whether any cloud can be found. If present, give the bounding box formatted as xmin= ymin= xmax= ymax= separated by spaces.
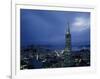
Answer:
xmin=71 ymin=17 xmax=90 ymax=32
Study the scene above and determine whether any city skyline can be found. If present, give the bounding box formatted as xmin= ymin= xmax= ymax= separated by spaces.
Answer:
xmin=20 ymin=9 xmax=90 ymax=69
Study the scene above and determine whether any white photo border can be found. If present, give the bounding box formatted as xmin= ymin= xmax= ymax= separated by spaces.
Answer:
xmin=12 ymin=4 xmax=97 ymax=79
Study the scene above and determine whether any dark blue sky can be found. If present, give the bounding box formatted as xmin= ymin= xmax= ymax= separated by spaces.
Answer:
xmin=20 ymin=9 xmax=90 ymax=48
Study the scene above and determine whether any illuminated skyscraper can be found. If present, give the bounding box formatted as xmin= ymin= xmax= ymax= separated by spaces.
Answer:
xmin=63 ymin=22 xmax=72 ymax=67
xmin=65 ymin=22 xmax=71 ymax=53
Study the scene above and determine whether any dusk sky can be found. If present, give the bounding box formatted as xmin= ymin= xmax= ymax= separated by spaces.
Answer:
xmin=20 ymin=9 xmax=90 ymax=48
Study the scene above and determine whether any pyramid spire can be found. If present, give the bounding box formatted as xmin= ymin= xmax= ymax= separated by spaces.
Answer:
xmin=66 ymin=22 xmax=70 ymax=34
